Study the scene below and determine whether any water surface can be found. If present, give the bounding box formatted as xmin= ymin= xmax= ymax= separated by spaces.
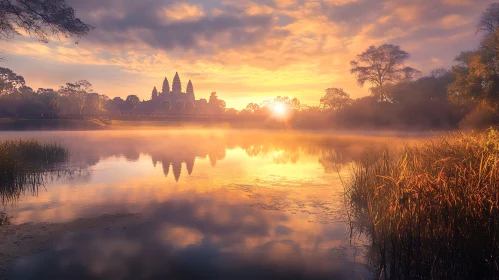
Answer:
xmin=0 ymin=130 xmax=419 ymax=279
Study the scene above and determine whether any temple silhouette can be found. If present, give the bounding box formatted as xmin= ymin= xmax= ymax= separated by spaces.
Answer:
xmin=151 ymin=72 xmax=207 ymax=106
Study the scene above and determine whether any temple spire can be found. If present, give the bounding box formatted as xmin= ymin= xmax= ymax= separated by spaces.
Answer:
xmin=162 ymin=77 xmax=170 ymax=96
xmin=186 ymin=80 xmax=195 ymax=102
xmin=151 ymin=86 xmax=158 ymax=100
xmin=172 ymin=72 xmax=182 ymax=95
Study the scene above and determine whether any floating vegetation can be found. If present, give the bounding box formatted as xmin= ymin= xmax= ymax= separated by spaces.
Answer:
xmin=346 ymin=130 xmax=499 ymax=279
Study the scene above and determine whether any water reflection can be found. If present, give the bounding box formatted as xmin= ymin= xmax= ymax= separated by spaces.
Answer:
xmin=11 ymin=195 xmax=368 ymax=280
xmin=0 ymin=130 xmax=422 ymax=279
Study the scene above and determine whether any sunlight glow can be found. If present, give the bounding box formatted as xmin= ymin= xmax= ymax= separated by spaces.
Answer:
xmin=272 ymin=103 xmax=287 ymax=118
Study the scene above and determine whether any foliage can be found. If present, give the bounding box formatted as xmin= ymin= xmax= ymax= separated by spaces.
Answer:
xmin=0 ymin=67 xmax=25 ymax=94
xmin=350 ymin=44 xmax=421 ymax=102
xmin=0 ymin=0 xmax=91 ymax=43
xmin=125 ymin=95 xmax=140 ymax=111
xmin=477 ymin=3 xmax=499 ymax=35
xmin=448 ymin=29 xmax=499 ymax=110
xmin=261 ymin=96 xmax=301 ymax=111
xmin=208 ymin=92 xmax=226 ymax=113
xmin=347 ymin=130 xmax=499 ymax=279
xmin=320 ymin=88 xmax=352 ymax=111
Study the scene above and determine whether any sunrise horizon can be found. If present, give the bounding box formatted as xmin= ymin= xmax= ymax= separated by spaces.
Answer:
xmin=1 ymin=0 xmax=490 ymax=109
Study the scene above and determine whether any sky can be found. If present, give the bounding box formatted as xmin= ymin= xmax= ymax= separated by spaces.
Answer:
xmin=0 ymin=0 xmax=494 ymax=109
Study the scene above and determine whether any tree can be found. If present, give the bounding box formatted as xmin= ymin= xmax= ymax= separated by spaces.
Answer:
xmin=477 ymin=3 xmax=499 ymax=35
xmin=106 ymin=97 xmax=125 ymax=114
xmin=37 ymin=88 xmax=59 ymax=113
xmin=0 ymin=67 xmax=25 ymax=94
xmin=208 ymin=92 xmax=226 ymax=113
xmin=0 ymin=0 xmax=92 ymax=43
xmin=448 ymin=29 xmax=499 ymax=110
xmin=125 ymin=95 xmax=140 ymax=111
xmin=225 ymin=108 xmax=237 ymax=115
xmin=320 ymin=88 xmax=353 ymax=111
xmin=84 ymin=92 xmax=106 ymax=116
xmin=262 ymin=96 xmax=301 ymax=111
xmin=350 ymin=44 xmax=421 ymax=102
xmin=245 ymin=103 xmax=260 ymax=113
xmin=58 ymin=80 xmax=93 ymax=115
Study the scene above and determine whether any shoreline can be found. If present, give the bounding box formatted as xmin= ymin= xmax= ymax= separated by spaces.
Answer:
xmin=0 ymin=118 xmax=456 ymax=135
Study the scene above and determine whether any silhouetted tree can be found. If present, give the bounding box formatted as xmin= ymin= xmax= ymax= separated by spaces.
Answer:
xmin=320 ymin=88 xmax=352 ymax=111
xmin=0 ymin=0 xmax=92 ymax=43
xmin=58 ymin=80 xmax=93 ymax=115
xmin=125 ymin=95 xmax=140 ymax=112
xmin=0 ymin=67 xmax=25 ymax=94
xmin=477 ymin=3 xmax=499 ymax=35
xmin=37 ymin=88 xmax=59 ymax=114
xmin=350 ymin=44 xmax=421 ymax=102
xmin=84 ymin=93 xmax=107 ymax=116
xmin=245 ymin=103 xmax=260 ymax=113
xmin=106 ymin=97 xmax=125 ymax=114
xmin=225 ymin=108 xmax=237 ymax=115
xmin=208 ymin=92 xmax=226 ymax=114
xmin=262 ymin=96 xmax=301 ymax=111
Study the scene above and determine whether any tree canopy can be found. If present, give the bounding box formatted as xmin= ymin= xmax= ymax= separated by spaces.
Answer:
xmin=0 ymin=0 xmax=92 ymax=43
xmin=350 ymin=44 xmax=421 ymax=102
xmin=448 ymin=29 xmax=499 ymax=110
xmin=320 ymin=88 xmax=352 ymax=111
xmin=477 ymin=3 xmax=499 ymax=35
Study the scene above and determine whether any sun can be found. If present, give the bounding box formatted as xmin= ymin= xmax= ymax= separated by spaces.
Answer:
xmin=272 ymin=103 xmax=287 ymax=117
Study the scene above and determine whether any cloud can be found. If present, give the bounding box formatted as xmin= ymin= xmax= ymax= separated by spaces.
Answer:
xmin=1 ymin=0 xmax=494 ymax=108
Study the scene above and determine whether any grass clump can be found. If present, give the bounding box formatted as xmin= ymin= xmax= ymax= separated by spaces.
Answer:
xmin=0 ymin=140 xmax=69 ymax=206
xmin=347 ymin=129 xmax=499 ymax=279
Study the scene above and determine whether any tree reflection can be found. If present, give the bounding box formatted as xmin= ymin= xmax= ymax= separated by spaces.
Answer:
xmin=6 ymin=131 xmax=414 ymax=183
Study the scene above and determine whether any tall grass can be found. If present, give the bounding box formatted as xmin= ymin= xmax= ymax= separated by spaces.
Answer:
xmin=0 ymin=140 xmax=69 ymax=206
xmin=346 ymin=130 xmax=499 ymax=279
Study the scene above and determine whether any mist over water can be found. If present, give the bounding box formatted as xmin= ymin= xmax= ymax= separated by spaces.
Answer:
xmin=0 ymin=130 xmax=424 ymax=280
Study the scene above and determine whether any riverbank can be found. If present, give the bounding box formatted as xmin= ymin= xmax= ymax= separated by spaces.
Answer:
xmin=0 ymin=118 xmax=456 ymax=134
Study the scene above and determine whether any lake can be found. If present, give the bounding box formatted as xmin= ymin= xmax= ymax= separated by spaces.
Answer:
xmin=0 ymin=130 xmax=423 ymax=280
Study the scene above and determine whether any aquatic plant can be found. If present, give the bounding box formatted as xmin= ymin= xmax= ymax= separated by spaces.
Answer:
xmin=0 ymin=140 xmax=69 ymax=206
xmin=346 ymin=130 xmax=499 ymax=279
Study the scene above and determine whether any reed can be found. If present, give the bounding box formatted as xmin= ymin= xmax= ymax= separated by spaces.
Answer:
xmin=346 ymin=129 xmax=499 ymax=279
xmin=0 ymin=140 xmax=69 ymax=206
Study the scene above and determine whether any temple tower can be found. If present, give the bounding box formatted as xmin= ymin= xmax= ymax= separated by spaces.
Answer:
xmin=162 ymin=77 xmax=170 ymax=99
xmin=151 ymin=86 xmax=158 ymax=100
xmin=186 ymin=80 xmax=195 ymax=102
xmin=172 ymin=72 xmax=182 ymax=96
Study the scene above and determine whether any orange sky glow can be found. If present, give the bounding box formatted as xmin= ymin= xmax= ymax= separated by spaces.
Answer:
xmin=0 ymin=0 xmax=493 ymax=109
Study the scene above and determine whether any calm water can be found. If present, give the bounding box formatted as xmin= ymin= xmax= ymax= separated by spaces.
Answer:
xmin=0 ymin=130 xmax=418 ymax=280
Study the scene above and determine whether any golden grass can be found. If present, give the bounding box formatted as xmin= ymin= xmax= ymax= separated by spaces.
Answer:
xmin=346 ymin=129 xmax=499 ymax=279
